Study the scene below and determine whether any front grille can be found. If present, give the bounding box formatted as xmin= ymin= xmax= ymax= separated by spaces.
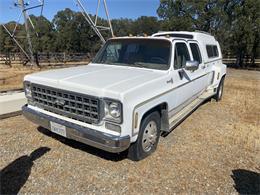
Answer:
xmin=31 ymin=83 xmax=101 ymax=124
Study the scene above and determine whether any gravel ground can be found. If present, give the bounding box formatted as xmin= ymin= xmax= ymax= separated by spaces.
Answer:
xmin=0 ymin=68 xmax=259 ymax=194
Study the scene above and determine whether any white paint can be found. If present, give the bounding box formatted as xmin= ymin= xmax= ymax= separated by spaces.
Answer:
xmin=24 ymin=32 xmax=227 ymax=144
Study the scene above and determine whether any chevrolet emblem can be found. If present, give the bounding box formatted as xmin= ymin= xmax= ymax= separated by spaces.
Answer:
xmin=54 ymin=98 xmax=65 ymax=106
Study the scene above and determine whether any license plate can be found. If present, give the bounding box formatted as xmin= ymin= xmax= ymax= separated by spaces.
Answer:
xmin=50 ymin=121 xmax=66 ymax=137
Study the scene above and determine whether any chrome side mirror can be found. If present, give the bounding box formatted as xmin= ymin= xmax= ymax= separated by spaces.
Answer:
xmin=185 ymin=60 xmax=199 ymax=71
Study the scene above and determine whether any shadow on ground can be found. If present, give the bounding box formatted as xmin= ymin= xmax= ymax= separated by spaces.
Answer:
xmin=0 ymin=147 xmax=50 ymax=194
xmin=37 ymin=127 xmax=128 ymax=162
xmin=231 ymin=169 xmax=260 ymax=194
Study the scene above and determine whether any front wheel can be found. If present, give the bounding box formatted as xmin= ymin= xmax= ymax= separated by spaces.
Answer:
xmin=128 ymin=111 xmax=161 ymax=161
xmin=214 ymin=77 xmax=225 ymax=101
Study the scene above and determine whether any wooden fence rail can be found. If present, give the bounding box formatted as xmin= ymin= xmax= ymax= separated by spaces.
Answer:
xmin=0 ymin=52 xmax=259 ymax=68
xmin=0 ymin=52 xmax=92 ymax=66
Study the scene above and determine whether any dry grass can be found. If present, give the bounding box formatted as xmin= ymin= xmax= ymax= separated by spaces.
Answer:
xmin=0 ymin=68 xmax=259 ymax=194
xmin=0 ymin=63 xmax=88 ymax=91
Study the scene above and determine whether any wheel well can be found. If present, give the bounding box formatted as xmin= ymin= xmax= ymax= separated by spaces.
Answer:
xmin=219 ymin=74 xmax=226 ymax=85
xmin=140 ymin=103 xmax=169 ymax=131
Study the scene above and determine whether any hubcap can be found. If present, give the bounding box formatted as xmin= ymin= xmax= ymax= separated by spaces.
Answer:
xmin=142 ymin=121 xmax=158 ymax=152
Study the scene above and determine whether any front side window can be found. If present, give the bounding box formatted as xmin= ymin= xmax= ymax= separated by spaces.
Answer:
xmin=190 ymin=43 xmax=202 ymax=64
xmin=93 ymin=39 xmax=171 ymax=70
xmin=174 ymin=42 xmax=190 ymax=69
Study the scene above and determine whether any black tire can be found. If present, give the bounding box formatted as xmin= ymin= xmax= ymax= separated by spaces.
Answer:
xmin=214 ymin=77 xmax=225 ymax=101
xmin=128 ymin=111 xmax=161 ymax=161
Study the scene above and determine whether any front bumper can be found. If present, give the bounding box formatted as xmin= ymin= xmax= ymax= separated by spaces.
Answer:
xmin=22 ymin=105 xmax=130 ymax=153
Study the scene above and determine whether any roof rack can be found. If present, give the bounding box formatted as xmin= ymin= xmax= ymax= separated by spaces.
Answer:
xmin=152 ymin=32 xmax=193 ymax=39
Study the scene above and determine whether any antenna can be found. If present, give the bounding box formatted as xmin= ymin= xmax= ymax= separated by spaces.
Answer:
xmin=75 ymin=0 xmax=114 ymax=44
xmin=1 ymin=0 xmax=44 ymax=66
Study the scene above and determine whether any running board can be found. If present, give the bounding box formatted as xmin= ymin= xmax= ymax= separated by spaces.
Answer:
xmin=164 ymin=90 xmax=215 ymax=135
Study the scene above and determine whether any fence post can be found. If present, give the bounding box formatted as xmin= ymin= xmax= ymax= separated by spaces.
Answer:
xmin=63 ymin=52 xmax=66 ymax=64
xmin=7 ymin=52 xmax=11 ymax=66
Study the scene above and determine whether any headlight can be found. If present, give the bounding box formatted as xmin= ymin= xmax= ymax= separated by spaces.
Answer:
xmin=24 ymin=81 xmax=32 ymax=98
xmin=109 ymin=102 xmax=121 ymax=118
xmin=104 ymin=99 xmax=122 ymax=123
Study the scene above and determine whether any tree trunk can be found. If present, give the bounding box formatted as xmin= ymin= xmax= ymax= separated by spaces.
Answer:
xmin=236 ymin=49 xmax=245 ymax=68
xmin=250 ymin=34 xmax=260 ymax=67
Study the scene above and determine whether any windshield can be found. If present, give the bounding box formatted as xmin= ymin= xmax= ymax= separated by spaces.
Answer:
xmin=93 ymin=39 xmax=171 ymax=70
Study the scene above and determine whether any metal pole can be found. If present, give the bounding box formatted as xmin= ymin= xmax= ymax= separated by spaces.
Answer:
xmin=75 ymin=0 xmax=114 ymax=44
xmin=103 ymin=0 xmax=114 ymax=37
xmin=94 ymin=0 xmax=101 ymax=25
xmin=76 ymin=0 xmax=106 ymax=43
xmin=18 ymin=0 xmax=35 ymax=66
xmin=2 ymin=24 xmax=30 ymax=60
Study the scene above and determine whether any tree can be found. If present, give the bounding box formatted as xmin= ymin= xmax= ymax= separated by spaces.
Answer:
xmin=52 ymin=8 xmax=79 ymax=52
xmin=0 ymin=21 xmax=26 ymax=53
xmin=228 ymin=0 xmax=260 ymax=67
xmin=112 ymin=18 xmax=134 ymax=36
xmin=132 ymin=16 xmax=161 ymax=35
xmin=0 ymin=25 xmax=8 ymax=53
xmin=52 ymin=8 xmax=102 ymax=53
xmin=1 ymin=2 xmax=259 ymax=68
xmin=157 ymin=0 xmax=194 ymax=31
xmin=75 ymin=13 xmax=103 ymax=54
xmin=157 ymin=0 xmax=260 ymax=67
xmin=29 ymin=15 xmax=55 ymax=52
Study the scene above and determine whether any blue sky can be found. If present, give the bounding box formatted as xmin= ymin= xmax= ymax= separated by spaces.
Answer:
xmin=0 ymin=0 xmax=160 ymax=23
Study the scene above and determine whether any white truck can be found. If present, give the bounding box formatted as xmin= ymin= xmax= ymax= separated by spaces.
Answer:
xmin=23 ymin=31 xmax=226 ymax=161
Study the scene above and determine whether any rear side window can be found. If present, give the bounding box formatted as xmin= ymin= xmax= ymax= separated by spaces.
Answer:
xmin=174 ymin=43 xmax=190 ymax=69
xmin=206 ymin=45 xmax=219 ymax=58
xmin=213 ymin=46 xmax=219 ymax=57
xmin=190 ymin=43 xmax=202 ymax=64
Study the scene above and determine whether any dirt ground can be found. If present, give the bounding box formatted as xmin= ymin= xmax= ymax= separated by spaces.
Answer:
xmin=0 ymin=68 xmax=259 ymax=194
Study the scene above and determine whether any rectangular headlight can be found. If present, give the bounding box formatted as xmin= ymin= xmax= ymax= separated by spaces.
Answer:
xmin=24 ymin=81 xmax=32 ymax=98
xmin=103 ymin=98 xmax=123 ymax=124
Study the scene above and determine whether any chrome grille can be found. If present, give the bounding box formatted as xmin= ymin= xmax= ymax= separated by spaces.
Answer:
xmin=31 ymin=83 xmax=100 ymax=124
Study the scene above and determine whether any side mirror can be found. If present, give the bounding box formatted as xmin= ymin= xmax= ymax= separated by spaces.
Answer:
xmin=185 ymin=60 xmax=199 ymax=71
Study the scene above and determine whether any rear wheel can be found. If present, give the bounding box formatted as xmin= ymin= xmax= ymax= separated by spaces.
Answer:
xmin=214 ymin=77 xmax=225 ymax=101
xmin=128 ymin=111 xmax=160 ymax=161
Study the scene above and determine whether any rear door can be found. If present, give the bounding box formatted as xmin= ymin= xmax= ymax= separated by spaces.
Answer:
xmin=204 ymin=44 xmax=221 ymax=85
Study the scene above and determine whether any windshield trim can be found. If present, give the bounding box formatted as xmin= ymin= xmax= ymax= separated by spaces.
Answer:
xmin=92 ymin=38 xmax=173 ymax=71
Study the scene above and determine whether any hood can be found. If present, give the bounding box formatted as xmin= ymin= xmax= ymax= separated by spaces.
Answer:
xmin=25 ymin=63 xmax=166 ymax=98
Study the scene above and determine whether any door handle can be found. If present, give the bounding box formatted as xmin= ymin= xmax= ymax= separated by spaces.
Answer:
xmin=201 ymin=65 xmax=206 ymax=69
xmin=166 ymin=78 xmax=173 ymax=84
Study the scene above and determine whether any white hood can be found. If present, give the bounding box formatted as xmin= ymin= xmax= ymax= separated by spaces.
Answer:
xmin=25 ymin=63 xmax=166 ymax=98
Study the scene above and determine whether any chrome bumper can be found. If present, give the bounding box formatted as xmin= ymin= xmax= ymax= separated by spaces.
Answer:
xmin=22 ymin=105 xmax=130 ymax=153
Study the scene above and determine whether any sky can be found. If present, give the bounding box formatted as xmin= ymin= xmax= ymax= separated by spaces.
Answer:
xmin=0 ymin=0 xmax=160 ymax=23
